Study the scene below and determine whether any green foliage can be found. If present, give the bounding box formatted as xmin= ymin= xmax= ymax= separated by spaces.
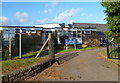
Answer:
xmin=86 ymin=39 xmax=100 ymax=47
xmin=54 ymin=47 xmax=99 ymax=53
xmin=2 ymin=46 xmax=11 ymax=60
xmin=13 ymin=51 xmax=38 ymax=59
xmin=86 ymin=33 xmax=100 ymax=47
xmin=4 ymin=49 xmax=11 ymax=60
xmin=101 ymin=1 xmax=120 ymax=37
xmin=113 ymin=37 xmax=120 ymax=43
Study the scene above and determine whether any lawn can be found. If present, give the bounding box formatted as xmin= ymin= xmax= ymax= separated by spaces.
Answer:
xmin=101 ymin=50 xmax=107 ymax=56
xmin=13 ymin=50 xmax=49 ymax=59
xmin=2 ymin=57 xmax=49 ymax=74
xmin=2 ymin=46 xmax=99 ymax=74
xmin=101 ymin=47 xmax=120 ymax=58
xmin=13 ymin=47 xmax=99 ymax=59
xmin=55 ymin=47 xmax=99 ymax=53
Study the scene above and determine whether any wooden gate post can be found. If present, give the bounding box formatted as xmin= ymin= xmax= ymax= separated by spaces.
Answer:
xmin=0 ymin=30 xmax=2 ymax=83
xmin=0 ymin=30 xmax=2 ymax=60
xmin=48 ymin=33 xmax=55 ymax=64
xmin=106 ymin=37 xmax=109 ymax=58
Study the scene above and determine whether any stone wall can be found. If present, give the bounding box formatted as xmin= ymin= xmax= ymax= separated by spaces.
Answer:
xmin=2 ymin=60 xmax=51 ymax=82
xmin=1 ymin=52 xmax=79 ymax=82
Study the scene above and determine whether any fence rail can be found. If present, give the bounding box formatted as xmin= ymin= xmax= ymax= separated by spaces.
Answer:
xmin=107 ymin=36 xmax=120 ymax=60
xmin=1 ymin=30 xmax=50 ymax=60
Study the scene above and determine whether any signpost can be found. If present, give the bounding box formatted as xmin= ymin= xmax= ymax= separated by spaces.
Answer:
xmin=65 ymin=38 xmax=77 ymax=50
xmin=9 ymin=36 xmax=12 ymax=59
xmin=16 ymin=29 xmax=26 ymax=59
xmin=19 ymin=32 xmax=22 ymax=59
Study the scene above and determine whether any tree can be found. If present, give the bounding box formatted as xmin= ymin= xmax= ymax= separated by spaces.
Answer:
xmin=101 ymin=1 xmax=120 ymax=38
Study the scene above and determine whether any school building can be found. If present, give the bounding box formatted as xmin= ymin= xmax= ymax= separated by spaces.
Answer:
xmin=0 ymin=22 xmax=108 ymax=45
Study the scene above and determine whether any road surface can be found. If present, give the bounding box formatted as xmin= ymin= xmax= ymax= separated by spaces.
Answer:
xmin=28 ymin=47 xmax=118 ymax=81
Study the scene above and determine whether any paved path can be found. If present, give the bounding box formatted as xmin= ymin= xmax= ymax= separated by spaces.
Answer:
xmin=28 ymin=47 xmax=118 ymax=81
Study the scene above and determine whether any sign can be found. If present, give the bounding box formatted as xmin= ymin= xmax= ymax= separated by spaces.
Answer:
xmin=65 ymin=38 xmax=76 ymax=45
xmin=16 ymin=29 xmax=26 ymax=34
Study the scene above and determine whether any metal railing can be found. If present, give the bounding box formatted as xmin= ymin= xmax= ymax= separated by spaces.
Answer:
xmin=107 ymin=36 xmax=120 ymax=60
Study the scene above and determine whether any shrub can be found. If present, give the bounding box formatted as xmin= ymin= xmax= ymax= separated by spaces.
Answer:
xmin=86 ymin=38 xmax=100 ymax=47
xmin=3 ymin=48 xmax=11 ymax=60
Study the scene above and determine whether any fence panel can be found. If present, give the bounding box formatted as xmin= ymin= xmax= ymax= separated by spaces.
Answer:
xmin=2 ymin=30 xmax=49 ymax=60
xmin=107 ymin=36 xmax=120 ymax=59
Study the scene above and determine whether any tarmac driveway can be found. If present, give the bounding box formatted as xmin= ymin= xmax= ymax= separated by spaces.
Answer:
xmin=28 ymin=47 xmax=118 ymax=81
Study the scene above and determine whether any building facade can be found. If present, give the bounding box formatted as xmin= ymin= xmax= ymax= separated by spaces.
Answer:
xmin=0 ymin=23 xmax=108 ymax=45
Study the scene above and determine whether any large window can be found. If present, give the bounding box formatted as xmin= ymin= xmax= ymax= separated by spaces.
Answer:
xmin=77 ymin=31 xmax=82 ymax=38
xmin=85 ymin=31 xmax=90 ymax=34
xmin=73 ymin=31 xmax=77 ymax=38
xmin=57 ymin=30 xmax=62 ymax=37
xmin=84 ymin=31 xmax=91 ymax=41
xmin=68 ymin=31 xmax=72 ymax=38
xmin=63 ymin=31 xmax=67 ymax=36
xmin=2 ymin=30 xmax=15 ymax=45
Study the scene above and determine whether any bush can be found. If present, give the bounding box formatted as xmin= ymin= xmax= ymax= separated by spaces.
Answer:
xmin=86 ymin=38 xmax=100 ymax=47
xmin=3 ymin=49 xmax=11 ymax=60
xmin=86 ymin=33 xmax=100 ymax=47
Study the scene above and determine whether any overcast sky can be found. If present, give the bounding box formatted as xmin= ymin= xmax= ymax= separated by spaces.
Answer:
xmin=1 ymin=2 xmax=107 ymax=26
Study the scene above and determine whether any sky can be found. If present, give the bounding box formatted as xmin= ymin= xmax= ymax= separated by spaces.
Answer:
xmin=1 ymin=2 xmax=107 ymax=26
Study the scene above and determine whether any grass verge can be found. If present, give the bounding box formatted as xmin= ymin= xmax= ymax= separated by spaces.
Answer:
xmin=13 ymin=50 xmax=49 ymax=59
xmin=101 ymin=47 xmax=120 ymax=58
xmin=101 ymin=50 xmax=107 ymax=57
xmin=2 ymin=46 xmax=99 ymax=74
xmin=13 ymin=47 xmax=99 ymax=59
xmin=55 ymin=47 xmax=99 ymax=53
xmin=2 ymin=57 xmax=49 ymax=74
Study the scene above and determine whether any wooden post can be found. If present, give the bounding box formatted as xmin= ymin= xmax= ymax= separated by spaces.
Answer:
xmin=0 ymin=30 xmax=2 ymax=83
xmin=74 ymin=44 xmax=76 ymax=50
xmin=66 ymin=44 xmax=67 ymax=50
xmin=0 ymin=30 xmax=2 ymax=60
xmin=106 ymin=37 xmax=109 ymax=58
xmin=48 ymin=33 xmax=55 ymax=64
xmin=35 ymin=33 xmax=51 ymax=58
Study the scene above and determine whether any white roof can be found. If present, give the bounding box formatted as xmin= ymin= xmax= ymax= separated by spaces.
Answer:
xmin=0 ymin=27 xmax=3 ymax=30
xmin=35 ymin=23 xmax=61 ymax=28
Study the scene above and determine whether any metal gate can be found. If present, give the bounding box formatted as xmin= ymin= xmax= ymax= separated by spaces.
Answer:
xmin=107 ymin=36 xmax=120 ymax=60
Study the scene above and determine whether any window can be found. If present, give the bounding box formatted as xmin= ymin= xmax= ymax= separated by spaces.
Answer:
xmin=30 ymin=30 xmax=36 ymax=33
xmin=63 ymin=31 xmax=67 ymax=36
xmin=68 ymin=31 xmax=72 ymax=38
xmin=3 ymin=31 xmax=9 ymax=41
xmin=2 ymin=30 xmax=15 ymax=45
xmin=26 ymin=30 xmax=36 ymax=33
xmin=27 ymin=30 xmax=30 ymax=33
xmin=84 ymin=31 xmax=90 ymax=41
xmin=16 ymin=29 xmax=26 ymax=33
xmin=85 ymin=31 xmax=90 ymax=34
xmin=46 ymin=31 xmax=52 ymax=33
xmin=77 ymin=31 xmax=82 ymax=37
xmin=73 ymin=31 xmax=77 ymax=38
xmin=57 ymin=30 xmax=63 ymax=37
